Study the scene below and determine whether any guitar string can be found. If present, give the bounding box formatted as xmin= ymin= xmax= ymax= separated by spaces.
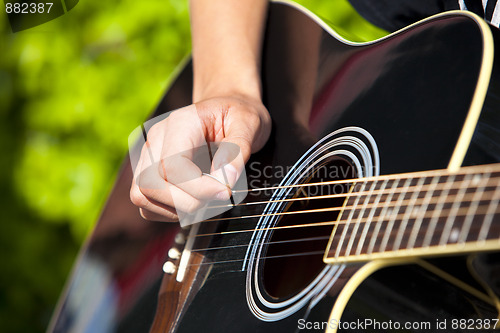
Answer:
xmin=200 ymin=173 xmax=500 ymax=215
xmin=186 ymin=250 xmax=326 ymax=267
xmin=184 ymin=204 xmax=500 ymax=268
xmin=191 ymin=185 xmax=500 ymax=240
xmin=167 ymin=167 xmax=500 ymax=268
xmin=190 ymin=235 xmax=330 ymax=252
xmin=144 ymin=164 xmax=500 ymax=214
xmin=188 ymin=197 xmax=500 ymax=253
xmin=190 ymin=178 xmax=500 ymax=232
xmin=195 ymin=199 xmax=500 ymax=243
xmin=227 ymin=163 xmax=500 ymax=195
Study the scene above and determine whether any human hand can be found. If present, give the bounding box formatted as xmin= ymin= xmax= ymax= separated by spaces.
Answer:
xmin=129 ymin=95 xmax=271 ymax=224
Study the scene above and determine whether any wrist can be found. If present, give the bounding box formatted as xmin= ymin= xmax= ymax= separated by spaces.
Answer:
xmin=192 ymin=65 xmax=262 ymax=103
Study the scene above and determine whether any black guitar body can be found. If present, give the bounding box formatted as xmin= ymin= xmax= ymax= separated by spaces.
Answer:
xmin=49 ymin=2 xmax=500 ymax=333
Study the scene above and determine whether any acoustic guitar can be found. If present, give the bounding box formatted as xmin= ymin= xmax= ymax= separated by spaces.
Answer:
xmin=48 ymin=1 xmax=500 ymax=332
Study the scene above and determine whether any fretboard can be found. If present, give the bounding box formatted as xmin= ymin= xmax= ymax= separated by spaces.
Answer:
xmin=324 ymin=163 xmax=500 ymax=264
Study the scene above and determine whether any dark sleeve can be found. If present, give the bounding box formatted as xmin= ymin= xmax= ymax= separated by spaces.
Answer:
xmin=348 ymin=0 xmax=460 ymax=32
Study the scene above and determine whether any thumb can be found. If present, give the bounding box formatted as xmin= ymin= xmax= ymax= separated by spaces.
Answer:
xmin=208 ymin=102 xmax=271 ymax=198
xmin=210 ymin=138 xmax=249 ymax=194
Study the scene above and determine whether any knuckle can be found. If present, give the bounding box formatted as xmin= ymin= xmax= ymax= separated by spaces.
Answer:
xmin=146 ymin=120 xmax=167 ymax=142
xmin=160 ymin=156 xmax=185 ymax=182
xmin=150 ymin=122 xmax=161 ymax=132
xmin=247 ymin=110 xmax=261 ymax=124
xmin=145 ymin=127 xmax=158 ymax=142
xmin=130 ymin=187 xmax=147 ymax=207
xmin=241 ymin=110 xmax=263 ymax=134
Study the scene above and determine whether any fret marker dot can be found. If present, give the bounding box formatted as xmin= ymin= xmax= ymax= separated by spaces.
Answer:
xmin=472 ymin=174 xmax=482 ymax=186
xmin=450 ymin=228 xmax=460 ymax=242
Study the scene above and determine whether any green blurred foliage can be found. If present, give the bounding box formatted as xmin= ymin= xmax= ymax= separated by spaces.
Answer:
xmin=293 ymin=0 xmax=386 ymax=41
xmin=0 ymin=1 xmax=385 ymax=332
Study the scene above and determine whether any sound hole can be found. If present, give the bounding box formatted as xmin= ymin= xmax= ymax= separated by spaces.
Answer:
xmin=262 ymin=158 xmax=355 ymax=299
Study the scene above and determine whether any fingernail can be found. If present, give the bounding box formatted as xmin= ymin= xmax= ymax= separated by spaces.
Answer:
xmin=220 ymin=164 xmax=238 ymax=187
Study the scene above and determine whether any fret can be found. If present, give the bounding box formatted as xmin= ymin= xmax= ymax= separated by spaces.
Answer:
xmin=345 ymin=182 xmax=377 ymax=256
xmin=478 ymin=182 xmax=500 ymax=242
xmin=334 ymin=181 xmax=368 ymax=258
xmin=391 ymin=177 xmax=426 ymax=251
xmin=344 ymin=180 xmax=377 ymax=257
xmin=366 ymin=179 xmax=399 ymax=254
xmin=355 ymin=179 xmax=389 ymax=255
xmin=407 ymin=175 xmax=440 ymax=249
xmin=458 ymin=171 xmax=491 ymax=244
xmin=438 ymin=174 xmax=473 ymax=246
xmin=379 ymin=178 xmax=413 ymax=253
xmin=422 ymin=175 xmax=456 ymax=247
xmin=325 ymin=164 xmax=500 ymax=265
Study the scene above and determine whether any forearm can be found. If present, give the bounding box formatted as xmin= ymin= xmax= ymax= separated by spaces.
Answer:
xmin=189 ymin=0 xmax=268 ymax=102
xmin=131 ymin=0 xmax=272 ymax=222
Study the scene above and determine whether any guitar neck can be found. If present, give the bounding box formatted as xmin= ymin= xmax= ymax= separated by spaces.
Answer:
xmin=324 ymin=163 xmax=500 ymax=264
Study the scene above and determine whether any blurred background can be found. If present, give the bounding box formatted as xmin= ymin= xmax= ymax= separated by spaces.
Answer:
xmin=0 ymin=1 xmax=385 ymax=332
